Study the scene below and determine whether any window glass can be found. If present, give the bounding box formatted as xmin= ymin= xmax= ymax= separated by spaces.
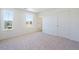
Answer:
xmin=26 ymin=14 xmax=33 ymax=25
xmin=2 ymin=9 xmax=14 ymax=30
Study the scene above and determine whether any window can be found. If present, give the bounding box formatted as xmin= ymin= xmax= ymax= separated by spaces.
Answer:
xmin=26 ymin=14 xmax=33 ymax=25
xmin=2 ymin=9 xmax=14 ymax=30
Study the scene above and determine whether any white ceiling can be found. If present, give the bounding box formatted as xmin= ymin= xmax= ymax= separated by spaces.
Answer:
xmin=24 ymin=8 xmax=54 ymax=13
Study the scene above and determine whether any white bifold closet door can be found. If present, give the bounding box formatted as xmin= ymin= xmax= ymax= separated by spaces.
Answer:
xmin=56 ymin=10 xmax=79 ymax=41
xmin=42 ymin=16 xmax=58 ymax=36
xmin=58 ymin=11 xmax=71 ymax=39
xmin=42 ymin=9 xmax=79 ymax=41
xmin=69 ymin=10 xmax=79 ymax=41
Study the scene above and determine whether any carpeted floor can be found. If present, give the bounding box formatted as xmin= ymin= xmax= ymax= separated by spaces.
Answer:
xmin=0 ymin=32 xmax=79 ymax=50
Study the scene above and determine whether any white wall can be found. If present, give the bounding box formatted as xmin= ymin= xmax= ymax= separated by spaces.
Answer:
xmin=0 ymin=8 xmax=38 ymax=40
xmin=39 ymin=8 xmax=79 ymax=41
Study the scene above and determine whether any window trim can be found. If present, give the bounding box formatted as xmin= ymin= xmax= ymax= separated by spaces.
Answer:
xmin=25 ymin=13 xmax=33 ymax=26
xmin=1 ymin=8 xmax=14 ymax=31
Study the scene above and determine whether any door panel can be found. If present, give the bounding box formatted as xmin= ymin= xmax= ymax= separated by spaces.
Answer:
xmin=42 ymin=16 xmax=58 ymax=36
xmin=58 ymin=11 xmax=71 ymax=39
xmin=70 ymin=10 xmax=79 ymax=41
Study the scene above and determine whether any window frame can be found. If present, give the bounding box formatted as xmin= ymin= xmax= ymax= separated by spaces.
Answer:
xmin=25 ymin=13 xmax=33 ymax=25
xmin=1 ymin=8 xmax=14 ymax=31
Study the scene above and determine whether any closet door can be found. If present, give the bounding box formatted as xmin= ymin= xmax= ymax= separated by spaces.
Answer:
xmin=70 ymin=9 xmax=79 ymax=41
xmin=42 ymin=16 xmax=58 ymax=35
xmin=58 ymin=10 xmax=71 ymax=39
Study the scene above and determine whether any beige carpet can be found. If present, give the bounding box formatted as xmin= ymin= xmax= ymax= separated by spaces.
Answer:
xmin=0 ymin=32 xmax=79 ymax=50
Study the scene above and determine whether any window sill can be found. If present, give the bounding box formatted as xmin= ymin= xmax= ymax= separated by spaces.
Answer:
xmin=3 ymin=28 xmax=14 ymax=31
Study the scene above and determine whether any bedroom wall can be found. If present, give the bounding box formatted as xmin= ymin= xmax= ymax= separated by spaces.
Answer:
xmin=39 ymin=8 xmax=79 ymax=41
xmin=0 ymin=9 xmax=38 ymax=40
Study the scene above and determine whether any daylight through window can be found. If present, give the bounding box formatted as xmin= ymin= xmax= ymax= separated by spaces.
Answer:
xmin=2 ymin=9 xmax=14 ymax=30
